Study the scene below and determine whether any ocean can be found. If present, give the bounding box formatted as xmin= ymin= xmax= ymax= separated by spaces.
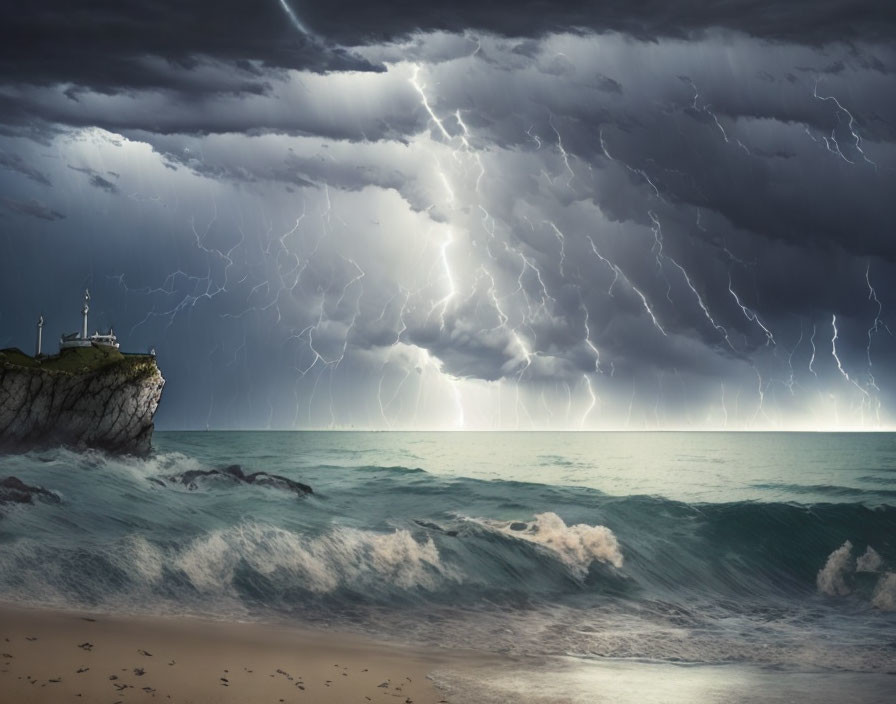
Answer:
xmin=1 ymin=431 xmax=894 ymax=702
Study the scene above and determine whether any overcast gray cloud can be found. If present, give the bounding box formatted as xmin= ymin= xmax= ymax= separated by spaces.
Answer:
xmin=0 ymin=196 xmax=65 ymax=221
xmin=0 ymin=4 xmax=895 ymax=429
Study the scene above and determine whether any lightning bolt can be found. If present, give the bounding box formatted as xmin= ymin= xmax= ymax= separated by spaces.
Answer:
xmin=586 ymin=234 xmax=666 ymax=335
xmin=685 ymin=77 xmax=730 ymax=144
xmin=812 ymin=79 xmax=877 ymax=168
xmin=549 ymin=113 xmax=576 ymax=187
xmin=409 ymin=65 xmax=452 ymax=141
xmin=808 ymin=322 xmax=818 ymax=377
xmin=668 ymin=257 xmax=734 ymax=351
xmin=276 ymin=0 xmax=312 ymax=36
xmin=728 ymin=275 xmax=775 ymax=346
xmin=864 ymin=262 xmax=891 ymax=390
xmin=581 ymin=374 xmax=597 ymax=428
xmin=784 ymin=322 xmax=804 ymax=395
xmin=831 ymin=314 xmax=869 ymax=402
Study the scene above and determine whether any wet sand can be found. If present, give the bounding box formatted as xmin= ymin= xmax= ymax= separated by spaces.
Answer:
xmin=0 ymin=603 xmax=452 ymax=703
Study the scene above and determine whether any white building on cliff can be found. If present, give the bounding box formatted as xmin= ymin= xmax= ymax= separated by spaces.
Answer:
xmin=58 ymin=289 xmax=120 ymax=351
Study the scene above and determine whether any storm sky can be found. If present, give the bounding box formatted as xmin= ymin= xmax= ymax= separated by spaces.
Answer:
xmin=2 ymin=2 xmax=896 ymax=430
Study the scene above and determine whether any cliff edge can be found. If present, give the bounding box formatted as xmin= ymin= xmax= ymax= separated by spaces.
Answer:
xmin=0 ymin=346 xmax=164 ymax=455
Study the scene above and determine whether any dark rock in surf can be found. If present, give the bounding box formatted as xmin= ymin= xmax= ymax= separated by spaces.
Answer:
xmin=162 ymin=464 xmax=312 ymax=496
xmin=412 ymin=519 xmax=458 ymax=537
xmin=0 ymin=476 xmax=60 ymax=506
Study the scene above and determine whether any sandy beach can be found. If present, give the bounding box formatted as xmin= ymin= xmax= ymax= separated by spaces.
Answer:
xmin=0 ymin=603 xmax=452 ymax=703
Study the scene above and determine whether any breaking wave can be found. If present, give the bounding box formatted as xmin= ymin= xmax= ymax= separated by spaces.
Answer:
xmin=464 ymin=512 xmax=623 ymax=576
xmin=174 ymin=522 xmax=457 ymax=594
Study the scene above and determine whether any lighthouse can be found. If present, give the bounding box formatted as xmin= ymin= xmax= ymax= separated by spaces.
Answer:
xmin=82 ymin=289 xmax=89 ymax=339
xmin=35 ymin=314 xmax=43 ymax=357
xmin=60 ymin=289 xmax=118 ymax=350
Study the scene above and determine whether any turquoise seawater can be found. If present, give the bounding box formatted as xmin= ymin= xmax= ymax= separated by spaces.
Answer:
xmin=1 ymin=431 xmax=894 ymax=702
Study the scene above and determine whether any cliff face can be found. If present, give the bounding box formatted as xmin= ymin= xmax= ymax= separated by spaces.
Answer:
xmin=0 ymin=347 xmax=164 ymax=455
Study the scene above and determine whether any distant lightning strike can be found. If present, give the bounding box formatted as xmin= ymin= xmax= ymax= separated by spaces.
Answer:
xmin=431 ymin=231 xmax=457 ymax=330
xmin=546 ymin=222 xmax=568 ymax=278
xmin=686 ymin=78 xmax=730 ymax=144
xmin=784 ymin=323 xmax=804 ymax=395
xmin=410 ymin=65 xmax=452 ymax=141
xmin=728 ymin=275 xmax=775 ymax=346
xmin=581 ymin=300 xmax=601 ymax=372
xmin=648 ymin=211 xmax=665 ymax=271
xmin=548 ymin=114 xmax=576 ymax=187
xmin=581 ymin=374 xmax=597 ymax=428
xmin=753 ymin=366 xmax=770 ymax=425
xmin=599 ymin=128 xmax=662 ymax=200
xmin=526 ymin=125 xmax=542 ymax=150
xmin=831 ymin=314 xmax=848 ymax=381
xmin=809 ymin=322 xmax=818 ymax=377
xmin=669 ymin=257 xmax=734 ymax=351
xmin=865 ymin=263 xmax=891 ymax=390
xmin=276 ymin=0 xmax=312 ymax=36
xmin=406 ymin=62 xmax=551 ymax=430
xmin=629 ymin=282 xmax=668 ymax=336
xmin=586 ymin=235 xmax=620 ymax=296
xmin=648 ymin=211 xmax=673 ymax=302
xmin=586 ymin=235 xmax=666 ymax=336
xmin=813 ymin=79 xmax=877 ymax=168
xmin=831 ymin=314 xmax=870 ymax=400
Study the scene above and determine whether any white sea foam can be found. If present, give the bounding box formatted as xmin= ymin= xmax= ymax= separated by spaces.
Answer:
xmin=856 ymin=546 xmax=883 ymax=573
xmin=471 ymin=512 xmax=623 ymax=576
xmin=817 ymin=541 xmax=855 ymax=596
xmin=174 ymin=522 xmax=457 ymax=594
xmin=871 ymin=573 xmax=896 ymax=611
xmin=817 ymin=542 xmax=893 ymax=609
xmin=123 ymin=535 xmax=166 ymax=584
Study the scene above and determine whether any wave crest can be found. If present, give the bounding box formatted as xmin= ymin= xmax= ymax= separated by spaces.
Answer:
xmin=871 ymin=573 xmax=896 ymax=611
xmin=817 ymin=540 xmax=854 ymax=596
xmin=817 ymin=541 xmax=894 ymax=611
xmin=469 ymin=512 xmax=623 ymax=576
xmin=175 ymin=522 xmax=458 ymax=594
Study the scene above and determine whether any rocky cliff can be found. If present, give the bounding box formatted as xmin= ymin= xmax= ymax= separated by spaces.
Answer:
xmin=0 ymin=346 xmax=164 ymax=455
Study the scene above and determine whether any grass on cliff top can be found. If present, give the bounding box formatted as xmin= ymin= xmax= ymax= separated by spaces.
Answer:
xmin=0 ymin=345 xmax=156 ymax=375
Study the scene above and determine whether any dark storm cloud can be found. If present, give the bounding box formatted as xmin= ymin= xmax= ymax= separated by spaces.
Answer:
xmin=0 ymin=2 xmax=377 ymax=94
xmin=302 ymin=0 xmax=896 ymax=45
xmin=0 ymin=197 xmax=65 ymax=221
xmin=2 ymin=2 xmax=894 ymax=100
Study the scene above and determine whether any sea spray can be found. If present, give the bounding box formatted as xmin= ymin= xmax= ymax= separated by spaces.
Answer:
xmin=871 ymin=573 xmax=896 ymax=611
xmin=817 ymin=540 xmax=855 ymax=596
xmin=465 ymin=512 xmax=623 ymax=576
xmin=175 ymin=522 xmax=458 ymax=594
xmin=856 ymin=546 xmax=883 ymax=573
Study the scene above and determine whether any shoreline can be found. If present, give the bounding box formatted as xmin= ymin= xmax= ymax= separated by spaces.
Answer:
xmin=1 ymin=602 xmax=893 ymax=704
xmin=0 ymin=601 xmax=459 ymax=703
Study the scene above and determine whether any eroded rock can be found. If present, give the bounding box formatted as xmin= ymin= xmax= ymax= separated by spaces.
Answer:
xmin=0 ymin=349 xmax=164 ymax=455
xmin=0 ymin=476 xmax=60 ymax=506
xmin=162 ymin=464 xmax=312 ymax=496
